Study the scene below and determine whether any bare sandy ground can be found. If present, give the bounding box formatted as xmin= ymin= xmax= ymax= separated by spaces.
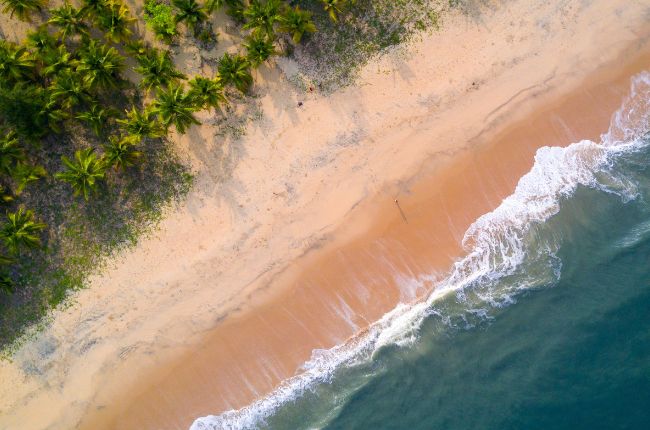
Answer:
xmin=1 ymin=1 xmax=649 ymax=429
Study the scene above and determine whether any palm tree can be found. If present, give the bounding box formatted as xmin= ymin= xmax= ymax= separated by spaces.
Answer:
xmin=243 ymin=0 xmax=282 ymax=37
xmin=152 ymin=83 xmax=200 ymax=134
xmin=25 ymin=25 xmax=57 ymax=54
xmin=116 ymin=106 xmax=164 ymax=139
xmin=172 ymin=0 xmax=208 ymax=33
xmin=104 ymin=135 xmax=142 ymax=171
xmin=76 ymin=103 xmax=115 ymax=135
xmin=321 ymin=0 xmax=343 ymax=22
xmin=0 ymin=271 xmax=14 ymax=295
xmin=243 ymin=34 xmax=276 ymax=68
xmin=0 ymin=0 xmax=47 ymax=22
xmin=0 ymin=40 xmax=34 ymax=83
xmin=218 ymin=52 xmax=252 ymax=93
xmin=42 ymin=45 xmax=73 ymax=78
xmin=49 ymin=70 xmax=91 ymax=109
xmin=0 ymin=132 xmax=25 ymax=176
xmin=96 ymin=1 xmax=135 ymax=43
xmin=55 ymin=148 xmax=106 ymax=200
xmin=12 ymin=162 xmax=46 ymax=195
xmin=0 ymin=208 xmax=46 ymax=255
xmin=80 ymin=0 xmax=107 ymax=17
xmin=134 ymin=48 xmax=186 ymax=92
xmin=279 ymin=6 xmax=316 ymax=43
xmin=0 ymin=184 xmax=14 ymax=205
xmin=187 ymin=76 xmax=226 ymax=111
xmin=76 ymin=39 xmax=124 ymax=90
xmin=49 ymin=2 xmax=90 ymax=40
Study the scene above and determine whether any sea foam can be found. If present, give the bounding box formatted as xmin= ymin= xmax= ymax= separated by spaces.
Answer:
xmin=190 ymin=72 xmax=650 ymax=430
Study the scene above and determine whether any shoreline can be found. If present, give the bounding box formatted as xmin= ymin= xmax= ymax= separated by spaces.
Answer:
xmin=87 ymin=49 xmax=649 ymax=430
xmin=1 ymin=1 xmax=649 ymax=429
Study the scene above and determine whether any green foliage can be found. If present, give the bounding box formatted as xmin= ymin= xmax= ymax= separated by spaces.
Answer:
xmin=243 ymin=34 xmax=276 ymax=67
xmin=55 ymin=148 xmax=107 ymax=200
xmin=96 ymin=1 xmax=135 ymax=43
xmin=144 ymin=0 xmax=178 ymax=42
xmin=116 ymin=106 xmax=164 ymax=139
xmin=172 ymin=0 xmax=208 ymax=32
xmin=279 ymin=5 xmax=316 ymax=43
xmin=24 ymin=25 xmax=57 ymax=54
xmin=12 ymin=162 xmax=46 ymax=195
xmin=0 ymin=132 xmax=26 ymax=176
xmin=218 ymin=52 xmax=252 ymax=94
xmin=134 ymin=48 xmax=186 ymax=93
xmin=0 ymin=83 xmax=61 ymax=139
xmin=41 ymin=45 xmax=73 ymax=78
xmin=76 ymin=39 xmax=124 ymax=90
xmin=0 ymin=40 xmax=34 ymax=83
xmin=243 ymin=0 xmax=282 ymax=37
xmin=0 ymin=208 xmax=46 ymax=255
xmin=76 ymin=103 xmax=115 ymax=136
xmin=48 ymin=1 xmax=89 ymax=40
xmin=49 ymin=70 xmax=91 ymax=109
xmin=153 ymin=83 xmax=201 ymax=134
xmin=103 ymin=135 xmax=142 ymax=171
xmin=0 ymin=0 xmax=47 ymax=22
xmin=187 ymin=76 xmax=227 ymax=111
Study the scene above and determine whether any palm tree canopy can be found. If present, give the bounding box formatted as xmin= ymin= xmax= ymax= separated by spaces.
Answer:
xmin=0 ymin=208 xmax=46 ymax=255
xmin=55 ymin=147 xmax=106 ymax=200
xmin=49 ymin=70 xmax=91 ymax=109
xmin=0 ymin=0 xmax=47 ymax=22
xmin=116 ymin=106 xmax=164 ymax=138
xmin=49 ymin=2 xmax=89 ymax=40
xmin=218 ymin=52 xmax=252 ymax=94
xmin=152 ymin=83 xmax=201 ymax=134
xmin=76 ymin=103 xmax=115 ymax=136
xmin=134 ymin=48 xmax=186 ymax=92
xmin=80 ymin=0 xmax=108 ymax=17
xmin=278 ymin=6 xmax=316 ymax=43
xmin=321 ymin=0 xmax=343 ymax=22
xmin=25 ymin=25 xmax=57 ymax=53
xmin=96 ymin=1 xmax=135 ymax=43
xmin=12 ymin=162 xmax=46 ymax=195
xmin=243 ymin=34 xmax=276 ymax=67
xmin=0 ymin=131 xmax=26 ymax=176
xmin=41 ymin=45 xmax=74 ymax=77
xmin=172 ymin=0 xmax=208 ymax=31
xmin=104 ymin=135 xmax=142 ymax=170
xmin=187 ymin=76 xmax=227 ymax=110
xmin=0 ymin=40 xmax=35 ymax=83
xmin=76 ymin=39 xmax=124 ymax=90
xmin=242 ymin=0 xmax=282 ymax=37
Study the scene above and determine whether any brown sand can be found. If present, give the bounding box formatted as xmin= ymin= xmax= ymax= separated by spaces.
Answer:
xmin=78 ymin=48 xmax=649 ymax=430
xmin=0 ymin=1 xmax=649 ymax=430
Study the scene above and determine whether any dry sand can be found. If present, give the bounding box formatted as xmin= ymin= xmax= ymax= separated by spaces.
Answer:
xmin=1 ymin=1 xmax=649 ymax=429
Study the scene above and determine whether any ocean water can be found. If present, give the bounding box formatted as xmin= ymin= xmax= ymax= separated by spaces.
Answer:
xmin=191 ymin=72 xmax=650 ymax=430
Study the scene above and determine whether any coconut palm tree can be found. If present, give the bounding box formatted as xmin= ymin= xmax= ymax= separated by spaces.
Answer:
xmin=0 ymin=0 xmax=47 ymax=22
xmin=76 ymin=103 xmax=115 ymax=135
xmin=134 ymin=48 xmax=186 ymax=92
xmin=279 ymin=5 xmax=316 ymax=43
xmin=321 ymin=0 xmax=343 ymax=22
xmin=96 ymin=1 xmax=135 ymax=43
xmin=0 ymin=132 xmax=25 ymax=176
xmin=49 ymin=2 xmax=89 ymax=40
xmin=152 ymin=83 xmax=200 ymax=134
xmin=76 ymin=39 xmax=124 ymax=90
xmin=49 ymin=70 xmax=91 ymax=109
xmin=25 ymin=25 xmax=57 ymax=54
xmin=243 ymin=0 xmax=282 ymax=37
xmin=172 ymin=0 xmax=207 ymax=33
xmin=187 ymin=75 xmax=226 ymax=111
xmin=243 ymin=34 xmax=276 ymax=68
xmin=218 ymin=52 xmax=252 ymax=94
xmin=0 ymin=40 xmax=34 ymax=83
xmin=104 ymin=135 xmax=142 ymax=171
xmin=12 ymin=162 xmax=46 ymax=194
xmin=0 ymin=208 xmax=46 ymax=255
xmin=0 ymin=272 xmax=14 ymax=295
xmin=55 ymin=148 xmax=106 ymax=200
xmin=116 ymin=106 xmax=164 ymax=139
xmin=42 ymin=45 xmax=74 ymax=78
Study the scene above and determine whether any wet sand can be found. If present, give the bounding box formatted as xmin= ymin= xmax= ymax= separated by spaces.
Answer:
xmin=79 ymin=43 xmax=650 ymax=430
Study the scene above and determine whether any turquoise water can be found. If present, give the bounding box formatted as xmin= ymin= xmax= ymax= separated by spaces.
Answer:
xmin=191 ymin=73 xmax=650 ymax=430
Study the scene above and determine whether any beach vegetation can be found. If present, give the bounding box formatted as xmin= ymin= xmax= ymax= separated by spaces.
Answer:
xmin=153 ymin=83 xmax=201 ymax=134
xmin=0 ymin=208 xmax=46 ymax=255
xmin=243 ymin=33 xmax=276 ymax=67
xmin=218 ymin=52 xmax=253 ymax=94
xmin=144 ymin=0 xmax=178 ymax=42
xmin=0 ymin=0 xmax=46 ymax=22
xmin=172 ymin=0 xmax=208 ymax=33
xmin=278 ymin=6 xmax=316 ymax=43
xmin=55 ymin=148 xmax=107 ymax=200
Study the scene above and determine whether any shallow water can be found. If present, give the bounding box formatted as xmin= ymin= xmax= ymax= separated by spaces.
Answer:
xmin=191 ymin=73 xmax=650 ymax=430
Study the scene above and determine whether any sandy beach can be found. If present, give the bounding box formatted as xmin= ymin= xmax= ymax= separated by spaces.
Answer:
xmin=1 ymin=1 xmax=649 ymax=429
